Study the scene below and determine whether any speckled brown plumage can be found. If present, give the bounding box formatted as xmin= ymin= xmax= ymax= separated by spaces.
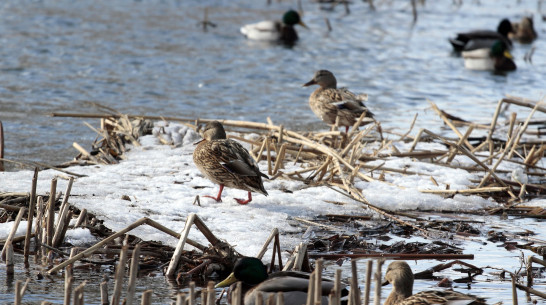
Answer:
xmin=384 ymin=261 xmax=486 ymax=305
xmin=303 ymin=70 xmax=374 ymax=133
xmin=510 ymin=16 xmax=537 ymax=44
xmin=193 ymin=121 xmax=268 ymax=204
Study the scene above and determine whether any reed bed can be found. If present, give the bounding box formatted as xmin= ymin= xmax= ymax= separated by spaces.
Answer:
xmin=0 ymin=95 xmax=545 ymax=303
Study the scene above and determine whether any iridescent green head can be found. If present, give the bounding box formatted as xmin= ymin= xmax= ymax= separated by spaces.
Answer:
xmin=215 ymin=257 xmax=268 ymax=288
xmin=282 ymin=10 xmax=301 ymax=26
xmin=490 ymin=40 xmax=510 ymax=58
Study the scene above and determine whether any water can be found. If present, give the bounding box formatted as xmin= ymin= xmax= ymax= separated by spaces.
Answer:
xmin=0 ymin=0 xmax=545 ymax=303
xmin=0 ymin=0 xmax=544 ymax=169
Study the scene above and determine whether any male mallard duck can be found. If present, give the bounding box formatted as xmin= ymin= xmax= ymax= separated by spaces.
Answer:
xmin=303 ymin=70 xmax=374 ymax=133
xmin=384 ymin=261 xmax=486 ymax=305
xmin=240 ymin=10 xmax=308 ymax=44
xmin=193 ymin=121 xmax=268 ymax=205
xmin=462 ymin=39 xmax=516 ymax=71
xmin=510 ymin=16 xmax=537 ymax=44
xmin=449 ymin=19 xmax=513 ymax=52
xmin=216 ymin=257 xmax=344 ymax=305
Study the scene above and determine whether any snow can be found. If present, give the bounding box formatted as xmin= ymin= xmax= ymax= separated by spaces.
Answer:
xmin=0 ymin=122 xmax=539 ymax=259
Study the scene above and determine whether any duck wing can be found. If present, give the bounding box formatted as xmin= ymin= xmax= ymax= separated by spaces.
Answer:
xmin=332 ymin=88 xmax=374 ymax=117
xmin=211 ymin=139 xmax=268 ymax=178
xmin=241 ymin=20 xmax=282 ymax=41
xmin=400 ymin=290 xmax=486 ymax=305
xmin=450 ymin=30 xmax=511 ymax=51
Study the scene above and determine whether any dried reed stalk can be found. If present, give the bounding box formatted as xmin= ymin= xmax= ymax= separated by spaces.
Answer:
xmin=46 ymin=178 xmax=58 ymax=248
xmin=24 ymin=168 xmax=39 ymax=265
xmin=429 ymin=101 xmax=474 ymax=151
xmin=314 ymin=259 xmax=323 ymax=305
xmin=166 ymin=213 xmax=196 ymax=277
xmin=256 ymin=228 xmax=279 ymax=259
xmin=419 ymin=187 xmax=509 ymax=195
xmin=351 ymin=259 xmax=361 ymax=305
xmin=1 ymin=207 xmax=26 ymax=260
xmin=364 ymin=260 xmax=372 ymax=305
xmin=334 ymin=268 xmax=342 ymax=305
xmin=111 ymin=243 xmax=129 ymax=305
xmin=5 ymin=241 xmax=14 ymax=275
xmin=140 ymin=290 xmax=153 ymax=305
xmin=373 ymin=259 xmax=385 ymax=305
xmin=126 ymin=244 xmax=142 ymax=305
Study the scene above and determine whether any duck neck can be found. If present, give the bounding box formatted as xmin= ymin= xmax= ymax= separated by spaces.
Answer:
xmin=384 ymin=281 xmax=412 ymax=305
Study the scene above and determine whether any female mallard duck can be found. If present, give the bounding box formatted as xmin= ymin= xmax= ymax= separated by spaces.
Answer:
xmin=193 ymin=121 xmax=268 ymax=205
xmin=240 ymin=10 xmax=308 ymax=44
xmin=216 ymin=257 xmax=345 ymax=305
xmin=449 ymin=19 xmax=513 ymax=52
xmin=462 ymin=39 xmax=516 ymax=71
xmin=384 ymin=261 xmax=486 ymax=305
xmin=303 ymin=70 xmax=374 ymax=133
xmin=510 ymin=16 xmax=537 ymax=44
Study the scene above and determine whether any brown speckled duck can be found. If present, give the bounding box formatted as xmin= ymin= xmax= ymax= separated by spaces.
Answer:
xmin=193 ymin=121 xmax=268 ymax=205
xmin=384 ymin=261 xmax=486 ymax=305
xmin=303 ymin=70 xmax=374 ymax=133
xmin=510 ymin=16 xmax=537 ymax=44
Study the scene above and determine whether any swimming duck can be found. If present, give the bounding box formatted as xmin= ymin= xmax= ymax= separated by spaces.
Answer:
xmin=216 ymin=257 xmax=344 ymax=305
xmin=510 ymin=16 xmax=537 ymax=44
xmin=449 ymin=19 xmax=513 ymax=52
xmin=240 ymin=10 xmax=308 ymax=44
xmin=303 ymin=70 xmax=374 ymax=133
xmin=462 ymin=39 xmax=516 ymax=71
xmin=192 ymin=121 xmax=268 ymax=205
xmin=384 ymin=261 xmax=486 ymax=305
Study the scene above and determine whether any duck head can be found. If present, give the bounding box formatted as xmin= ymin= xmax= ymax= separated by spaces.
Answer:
xmin=497 ymin=18 xmax=514 ymax=37
xmin=215 ymin=257 xmax=268 ymax=288
xmin=202 ymin=121 xmax=227 ymax=141
xmin=283 ymin=10 xmax=308 ymax=28
xmin=303 ymin=70 xmax=337 ymax=89
xmin=385 ymin=261 xmax=414 ymax=299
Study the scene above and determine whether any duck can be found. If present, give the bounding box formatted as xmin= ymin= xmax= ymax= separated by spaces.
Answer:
xmin=384 ymin=261 xmax=486 ymax=305
xmin=215 ymin=257 xmax=345 ymax=305
xmin=240 ymin=10 xmax=308 ymax=44
xmin=462 ymin=39 xmax=516 ymax=71
xmin=449 ymin=19 xmax=513 ymax=52
xmin=510 ymin=16 xmax=537 ymax=44
xmin=192 ymin=121 xmax=268 ymax=205
xmin=303 ymin=70 xmax=374 ymax=133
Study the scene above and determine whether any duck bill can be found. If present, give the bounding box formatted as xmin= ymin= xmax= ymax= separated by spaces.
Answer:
xmin=215 ymin=272 xmax=238 ymax=288
xmin=193 ymin=139 xmax=205 ymax=145
xmin=503 ymin=50 xmax=513 ymax=59
xmin=302 ymin=79 xmax=316 ymax=87
xmin=298 ymin=20 xmax=309 ymax=29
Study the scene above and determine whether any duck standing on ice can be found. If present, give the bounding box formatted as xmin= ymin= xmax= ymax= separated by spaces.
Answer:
xmin=193 ymin=121 xmax=268 ymax=205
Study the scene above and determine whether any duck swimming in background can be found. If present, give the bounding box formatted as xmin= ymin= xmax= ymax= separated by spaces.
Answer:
xmin=240 ymin=10 xmax=308 ymax=44
xmin=303 ymin=70 xmax=374 ymax=133
xmin=449 ymin=18 xmax=513 ymax=52
xmin=462 ymin=39 xmax=516 ymax=72
xmin=510 ymin=16 xmax=537 ymax=44
xmin=216 ymin=257 xmax=345 ymax=305
xmin=384 ymin=261 xmax=486 ymax=305
xmin=192 ymin=121 xmax=268 ymax=205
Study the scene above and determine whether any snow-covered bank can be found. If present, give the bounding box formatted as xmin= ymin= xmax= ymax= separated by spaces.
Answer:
xmin=1 ymin=122 xmax=543 ymax=258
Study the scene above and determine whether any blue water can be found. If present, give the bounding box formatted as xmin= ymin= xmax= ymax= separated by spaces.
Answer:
xmin=0 ymin=0 xmax=544 ymax=168
xmin=0 ymin=0 xmax=545 ymax=303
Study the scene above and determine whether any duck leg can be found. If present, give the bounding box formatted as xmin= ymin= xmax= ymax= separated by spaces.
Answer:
xmin=345 ymin=126 xmax=349 ymax=134
xmin=235 ymin=192 xmax=252 ymax=205
xmin=204 ymin=185 xmax=224 ymax=202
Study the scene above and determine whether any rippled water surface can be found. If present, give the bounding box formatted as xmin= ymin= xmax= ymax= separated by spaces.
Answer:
xmin=0 ymin=0 xmax=545 ymax=303
xmin=0 ymin=0 xmax=544 ymax=168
